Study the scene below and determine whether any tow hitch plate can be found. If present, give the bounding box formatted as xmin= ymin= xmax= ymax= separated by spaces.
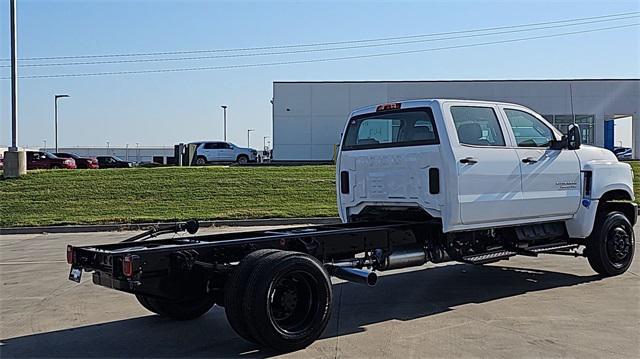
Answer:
xmin=69 ymin=266 xmax=82 ymax=283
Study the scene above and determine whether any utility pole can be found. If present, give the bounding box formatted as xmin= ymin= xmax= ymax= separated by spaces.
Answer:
xmin=54 ymin=94 xmax=70 ymax=152
xmin=4 ymin=0 xmax=26 ymax=178
xmin=221 ymin=105 xmax=228 ymax=141
xmin=247 ymin=129 xmax=254 ymax=148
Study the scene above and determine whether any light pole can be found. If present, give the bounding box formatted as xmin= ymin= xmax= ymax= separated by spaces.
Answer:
xmin=221 ymin=105 xmax=228 ymax=141
xmin=54 ymin=94 xmax=70 ymax=152
xmin=43 ymin=139 xmax=46 ymax=150
xmin=106 ymin=141 xmax=110 ymax=155
xmin=247 ymin=129 xmax=254 ymax=148
xmin=136 ymin=143 xmax=140 ymax=162
xmin=125 ymin=143 xmax=129 ymax=161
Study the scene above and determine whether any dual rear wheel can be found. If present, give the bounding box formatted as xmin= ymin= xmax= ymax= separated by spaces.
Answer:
xmin=224 ymin=250 xmax=332 ymax=352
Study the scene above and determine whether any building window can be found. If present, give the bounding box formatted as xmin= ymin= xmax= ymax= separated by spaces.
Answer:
xmin=543 ymin=114 xmax=595 ymax=145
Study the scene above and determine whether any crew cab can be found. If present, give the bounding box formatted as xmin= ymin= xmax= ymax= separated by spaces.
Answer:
xmin=66 ymin=99 xmax=635 ymax=353
xmin=191 ymin=141 xmax=257 ymax=165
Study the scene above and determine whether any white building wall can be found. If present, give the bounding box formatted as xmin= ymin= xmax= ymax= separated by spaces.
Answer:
xmin=273 ymin=79 xmax=640 ymax=161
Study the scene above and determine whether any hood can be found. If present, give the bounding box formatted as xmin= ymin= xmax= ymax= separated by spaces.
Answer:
xmin=575 ymin=145 xmax=618 ymax=166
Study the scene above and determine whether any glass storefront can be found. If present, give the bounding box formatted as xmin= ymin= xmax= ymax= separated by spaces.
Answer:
xmin=542 ymin=114 xmax=595 ymax=145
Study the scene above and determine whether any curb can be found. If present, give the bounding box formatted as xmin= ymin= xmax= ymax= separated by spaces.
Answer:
xmin=0 ymin=217 xmax=341 ymax=235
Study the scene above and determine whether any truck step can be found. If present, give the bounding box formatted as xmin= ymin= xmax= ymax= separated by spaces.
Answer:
xmin=527 ymin=243 xmax=580 ymax=254
xmin=462 ymin=250 xmax=516 ymax=265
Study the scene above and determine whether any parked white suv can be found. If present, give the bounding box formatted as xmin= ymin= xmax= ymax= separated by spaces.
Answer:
xmin=337 ymin=99 xmax=636 ymax=276
xmin=192 ymin=141 xmax=257 ymax=165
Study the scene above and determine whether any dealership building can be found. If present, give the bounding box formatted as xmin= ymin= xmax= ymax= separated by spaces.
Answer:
xmin=272 ymin=79 xmax=639 ymax=161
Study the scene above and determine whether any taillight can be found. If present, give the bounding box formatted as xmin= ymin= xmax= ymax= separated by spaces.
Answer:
xmin=122 ymin=255 xmax=139 ymax=277
xmin=66 ymin=245 xmax=74 ymax=264
xmin=122 ymin=255 xmax=133 ymax=277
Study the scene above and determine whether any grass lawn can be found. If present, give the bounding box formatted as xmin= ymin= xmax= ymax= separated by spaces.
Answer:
xmin=1 ymin=163 xmax=638 ymax=228
xmin=0 ymin=166 xmax=337 ymax=227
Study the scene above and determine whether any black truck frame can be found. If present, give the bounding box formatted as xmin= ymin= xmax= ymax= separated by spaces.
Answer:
xmin=66 ymin=218 xmax=605 ymax=352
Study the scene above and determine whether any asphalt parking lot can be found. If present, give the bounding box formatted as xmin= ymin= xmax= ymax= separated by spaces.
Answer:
xmin=1 ymin=225 xmax=638 ymax=358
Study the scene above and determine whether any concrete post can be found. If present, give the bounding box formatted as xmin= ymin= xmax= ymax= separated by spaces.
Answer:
xmin=3 ymin=150 xmax=27 ymax=178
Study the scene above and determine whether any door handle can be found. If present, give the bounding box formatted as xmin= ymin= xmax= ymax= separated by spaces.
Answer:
xmin=459 ymin=157 xmax=478 ymax=164
xmin=522 ymin=157 xmax=538 ymax=164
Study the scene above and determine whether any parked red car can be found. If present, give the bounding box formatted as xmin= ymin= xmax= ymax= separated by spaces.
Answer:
xmin=54 ymin=152 xmax=99 ymax=169
xmin=27 ymin=151 xmax=76 ymax=170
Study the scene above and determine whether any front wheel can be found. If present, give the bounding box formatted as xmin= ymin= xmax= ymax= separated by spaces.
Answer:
xmin=236 ymin=155 xmax=249 ymax=164
xmin=586 ymin=211 xmax=635 ymax=276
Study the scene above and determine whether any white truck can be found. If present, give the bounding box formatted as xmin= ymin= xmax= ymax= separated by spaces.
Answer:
xmin=67 ymin=99 xmax=635 ymax=352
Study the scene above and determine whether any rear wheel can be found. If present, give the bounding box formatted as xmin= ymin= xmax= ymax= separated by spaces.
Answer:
xmin=224 ymin=249 xmax=282 ymax=342
xmin=195 ymin=156 xmax=207 ymax=166
xmin=135 ymin=294 xmax=215 ymax=320
xmin=586 ymin=211 xmax=635 ymax=276
xmin=243 ymin=252 xmax=332 ymax=352
xmin=237 ymin=155 xmax=249 ymax=164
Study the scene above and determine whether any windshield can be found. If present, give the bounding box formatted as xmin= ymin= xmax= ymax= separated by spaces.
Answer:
xmin=112 ymin=156 xmax=124 ymax=161
xmin=55 ymin=153 xmax=79 ymax=159
xmin=342 ymin=108 xmax=438 ymax=151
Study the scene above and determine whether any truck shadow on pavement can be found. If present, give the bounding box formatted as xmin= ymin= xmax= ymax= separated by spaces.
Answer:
xmin=1 ymin=263 xmax=601 ymax=358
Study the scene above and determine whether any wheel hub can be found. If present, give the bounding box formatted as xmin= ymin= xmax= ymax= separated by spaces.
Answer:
xmin=607 ymin=226 xmax=631 ymax=262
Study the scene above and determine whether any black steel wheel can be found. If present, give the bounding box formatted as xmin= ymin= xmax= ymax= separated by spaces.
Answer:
xmin=136 ymin=294 xmax=215 ymax=320
xmin=587 ymin=211 xmax=635 ymax=276
xmin=243 ymin=252 xmax=332 ymax=352
xmin=224 ymin=249 xmax=282 ymax=342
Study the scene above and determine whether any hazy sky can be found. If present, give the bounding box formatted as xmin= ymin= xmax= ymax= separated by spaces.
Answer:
xmin=1 ymin=0 xmax=639 ymax=150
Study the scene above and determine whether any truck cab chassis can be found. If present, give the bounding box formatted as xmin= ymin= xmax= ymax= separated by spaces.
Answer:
xmin=67 ymin=99 xmax=636 ymax=352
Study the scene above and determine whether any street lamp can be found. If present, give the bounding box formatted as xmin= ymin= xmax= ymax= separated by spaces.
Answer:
xmin=221 ymin=105 xmax=228 ymax=141
xmin=54 ymin=94 xmax=70 ymax=152
xmin=247 ymin=129 xmax=254 ymax=148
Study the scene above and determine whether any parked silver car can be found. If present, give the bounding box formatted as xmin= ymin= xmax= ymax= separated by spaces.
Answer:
xmin=191 ymin=141 xmax=257 ymax=165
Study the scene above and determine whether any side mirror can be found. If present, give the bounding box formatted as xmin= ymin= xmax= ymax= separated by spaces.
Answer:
xmin=567 ymin=124 xmax=581 ymax=150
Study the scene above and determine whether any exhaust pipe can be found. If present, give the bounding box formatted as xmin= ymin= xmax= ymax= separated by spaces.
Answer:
xmin=326 ymin=265 xmax=377 ymax=287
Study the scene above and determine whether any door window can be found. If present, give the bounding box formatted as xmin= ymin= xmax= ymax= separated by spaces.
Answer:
xmin=203 ymin=143 xmax=221 ymax=150
xmin=451 ymin=106 xmax=505 ymax=146
xmin=504 ymin=109 xmax=554 ymax=148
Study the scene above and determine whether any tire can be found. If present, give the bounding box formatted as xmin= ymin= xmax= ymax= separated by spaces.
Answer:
xmin=586 ymin=211 xmax=635 ymax=276
xmin=243 ymin=252 xmax=332 ymax=352
xmin=135 ymin=294 xmax=215 ymax=320
xmin=224 ymin=249 xmax=282 ymax=342
xmin=237 ymin=155 xmax=249 ymax=165
xmin=195 ymin=156 xmax=207 ymax=166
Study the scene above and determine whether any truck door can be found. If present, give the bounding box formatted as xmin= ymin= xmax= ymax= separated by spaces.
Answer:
xmin=447 ymin=104 xmax=524 ymax=225
xmin=501 ymin=107 xmax=581 ymax=218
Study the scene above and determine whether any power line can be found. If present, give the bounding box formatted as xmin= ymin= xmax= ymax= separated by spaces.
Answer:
xmin=3 ymin=14 xmax=638 ymax=68
xmin=1 ymin=10 xmax=638 ymax=62
xmin=3 ymin=23 xmax=636 ymax=80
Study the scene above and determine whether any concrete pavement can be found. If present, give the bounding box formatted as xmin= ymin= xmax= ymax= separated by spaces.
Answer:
xmin=1 ymin=226 xmax=638 ymax=358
